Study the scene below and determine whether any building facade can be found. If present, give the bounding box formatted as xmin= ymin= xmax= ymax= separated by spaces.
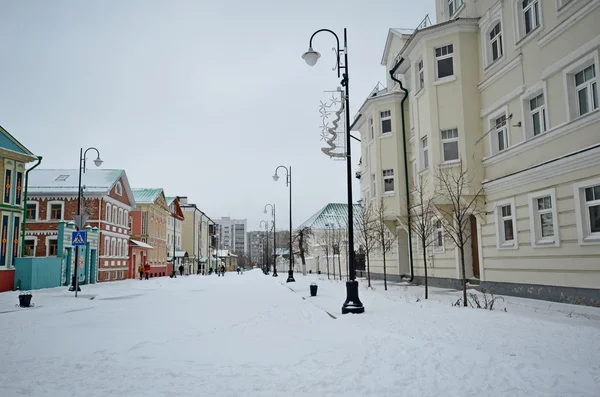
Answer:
xmin=179 ymin=197 xmax=213 ymax=274
xmin=247 ymin=230 xmax=267 ymax=267
xmin=25 ymin=169 xmax=135 ymax=282
xmin=214 ymin=217 xmax=247 ymax=254
xmin=130 ymin=188 xmax=169 ymax=277
xmin=353 ymin=0 xmax=600 ymax=305
xmin=166 ymin=196 xmax=185 ymax=270
xmin=0 ymin=126 xmax=38 ymax=291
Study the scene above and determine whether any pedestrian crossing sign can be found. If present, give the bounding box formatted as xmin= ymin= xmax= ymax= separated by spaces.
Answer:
xmin=72 ymin=231 xmax=87 ymax=246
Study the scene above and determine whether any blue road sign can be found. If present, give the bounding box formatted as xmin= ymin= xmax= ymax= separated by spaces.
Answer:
xmin=72 ymin=231 xmax=87 ymax=246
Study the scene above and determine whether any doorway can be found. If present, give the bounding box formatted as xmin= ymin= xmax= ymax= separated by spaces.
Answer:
xmin=470 ymin=215 xmax=480 ymax=279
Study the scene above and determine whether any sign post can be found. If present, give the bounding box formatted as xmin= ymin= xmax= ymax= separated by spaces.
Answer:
xmin=71 ymin=216 xmax=88 ymax=297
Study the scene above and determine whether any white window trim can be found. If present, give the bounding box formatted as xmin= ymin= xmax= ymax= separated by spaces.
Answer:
xmin=45 ymin=236 xmax=58 ymax=256
xmin=112 ymin=207 xmax=118 ymax=225
xmin=111 ymin=237 xmax=116 ymax=257
xmin=520 ymin=81 xmax=550 ymax=141
xmin=441 ymin=128 xmax=460 ymax=163
xmin=556 ymin=0 xmax=581 ymax=15
xmin=380 ymin=110 xmax=392 ymax=136
xmin=104 ymin=236 xmax=110 ymax=256
xmin=447 ymin=0 xmax=465 ymax=19
xmin=26 ymin=201 xmax=39 ymax=221
xmin=115 ymin=182 xmax=123 ymax=196
xmin=46 ymin=200 xmax=64 ymax=221
xmin=484 ymin=19 xmax=504 ymax=68
xmin=371 ymin=174 xmax=376 ymax=199
xmin=124 ymin=210 xmax=129 ymax=229
xmin=487 ymin=106 xmax=510 ymax=156
xmin=24 ymin=236 xmax=38 ymax=257
xmin=118 ymin=208 xmax=124 ymax=226
xmin=573 ymin=177 xmax=600 ymax=245
xmin=513 ymin=0 xmax=543 ymax=47
xmin=433 ymin=218 xmax=445 ymax=253
xmin=415 ymin=59 xmax=425 ymax=94
xmin=369 ymin=117 xmax=374 ymax=141
xmin=495 ymin=198 xmax=518 ymax=250
xmin=563 ymin=50 xmax=599 ymax=122
xmin=528 ymin=188 xmax=560 ymax=248
xmin=421 ymin=136 xmax=429 ymax=170
xmin=382 ymin=169 xmax=395 ymax=195
xmin=434 ymin=44 xmax=455 ymax=81
xmin=106 ymin=203 xmax=112 ymax=223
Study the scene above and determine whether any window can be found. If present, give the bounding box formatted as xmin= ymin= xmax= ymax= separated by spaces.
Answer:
xmin=117 ymin=240 xmax=122 ymax=257
xmin=433 ymin=219 xmax=444 ymax=252
xmin=411 ymin=159 xmax=418 ymax=188
xmin=49 ymin=202 xmax=63 ymax=220
xmin=104 ymin=237 xmax=110 ymax=256
xmin=371 ymin=174 xmax=376 ymax=197
xmin=106 ymin=204 xmax=111 ymax=223
xmin=448 ymin=0 xmax=463 ymax=17
xmin=112 ymin=207 xmax=118 ymax=225
xmin=111 ymin=238 xmax=116 ymax=256
xmin=421 ymin=136 xmax=429 ymax=169
xmin=441 ymin=128 xmax=459 ymax=162
xmin=380 ymin=110 xmax=392 ymax=135
xmin=382 ymin=169 xmax=394 ymax=193
xmin=124 ymin=211 xmax=129 ymax=228
xmin=24 ymin=239 xmax=36 ymax=257
xmin=522 ymin=0 xmax=540 ymax=35
xmin=495 ymin=199 xmax=517 ymax=248
xmin=26 ymin=202 xmax=37 ymax=220
xmin=584 ymin=185 xmax=600 ymax=235
xmin=575 ymin=64 xmax=598 ymax=117
xmin=417 ymin=60 xmax=424 ymax=91
xmin=106 ymin=271 xmax=111 ymax=281
xmin=573 ymin=179 xmax=600 ymax=244
xmin=435 ymin=44 xmax=454 ymax=79
xmin=369 ymin=117 xmax=374 ymax=140
xmin=528 ymin=189 xmax=560 ymax=247
xmin=115 ymin=182 xmax=123 ymax=196
xmin=489 ymin=112 xmax=509 ymax=154
xmin=119 ymin=209 xmax=124 ymax=226
xmin=529 ymin=93 xmax=547 ymax=136
xmin=489 ymin=22 xmax=503 ymax=63
xmin=47 ymin=237 xmax=58 ymax=256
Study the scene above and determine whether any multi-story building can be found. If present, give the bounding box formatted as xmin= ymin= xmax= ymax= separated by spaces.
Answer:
xmin=0 ymin=126 xmax=39 ymax=291
xmin=214 ymin=217 xmax=247 ymax=254
xmin=247 ymin=230 xmax=267 ymax=267
xmin=179 ymin=197 xmax=213 ymax=274
xmin=130 ymin=188 xmax=169 ymax=277
xmin=353 ymin=0 xmax=600 ymax=304
xmin=166 ymin=196 xmax=185 ymax=270
xmin=25 ymin=168 xmax=135 ymax=282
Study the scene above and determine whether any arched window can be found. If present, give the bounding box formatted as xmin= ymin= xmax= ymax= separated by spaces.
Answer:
xmin=111 ymin=238 xmax=116 ymax=256
xmin=115 ymin=182 xmax=123 ymax=196
xmin=112 ymin=207 xmax=118 ymax=225
xmin=118 ymin=240 xmax=122 ymax=257
xmin=514 ymin=0 xmax=541 ymax=42
xmin=106 ymin=204 xmax=111 ymax=223
xmin=488 ymin=22 xmax=503 ymax=64
xmin=124 ymin=211 xmax=129 ymax=228
xmin=119 ymin=209 xmax=124 ymax=226
xmin=104 ymin=237 xmax=110 ymax=256
xmin=123 ymin=240 xmax=128 ymax=257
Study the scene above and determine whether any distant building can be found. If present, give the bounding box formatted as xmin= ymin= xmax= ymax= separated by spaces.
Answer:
xmin=247 ymin=230 xmax=266 ymax=266
xmin=166 ymin=196 xmax=186 ymax=271
xmin=178 ymin=196 xmax=213 ymax=274
xmin=214 ymin=217 xmax=247 ymax=254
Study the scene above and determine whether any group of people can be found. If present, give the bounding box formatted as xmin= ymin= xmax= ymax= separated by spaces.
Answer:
xmin=137 ymin=263 xmax=151 ymax=280
xmin=137 ymin=263 xmax=245 ymax=280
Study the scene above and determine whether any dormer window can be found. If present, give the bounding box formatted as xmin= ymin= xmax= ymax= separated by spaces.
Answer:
xmin=115 ymin=182 xmax=123 ymax=196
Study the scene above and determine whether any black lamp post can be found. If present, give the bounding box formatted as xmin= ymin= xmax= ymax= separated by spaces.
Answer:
xmin=70 ymin=147 xmax=103 ymax=297
xmin=273 ymin=166 xmax=294 ymax=283
xmin=264 ymin=204 xmax=277 ymax=277
xmin=302 ymin=28 xmax=364 ymax=313
xmin=259 ymin=220 xmax=270 ymax=275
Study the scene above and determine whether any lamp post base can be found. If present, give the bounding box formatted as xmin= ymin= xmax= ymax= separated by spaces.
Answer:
xmin=273 ymin=268 xmax=278 ymax=277
xmin=342 ymin=280 xmax=364 ymax=314
xmin=286 ymin=270 xmax=295 ymax=283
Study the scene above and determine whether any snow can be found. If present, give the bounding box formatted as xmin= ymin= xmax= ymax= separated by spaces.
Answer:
xmin=1 ymin=271 xmax=599 ymax=397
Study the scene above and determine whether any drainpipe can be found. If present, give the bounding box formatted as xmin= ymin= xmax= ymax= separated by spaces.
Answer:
xmin=389 ymin=58 xmax=414 ymax=282
xmin=21 ymin=156 xmax=43 ymax=257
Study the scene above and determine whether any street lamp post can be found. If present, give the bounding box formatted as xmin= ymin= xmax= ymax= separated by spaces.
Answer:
xmin=259 ymin=220 xmax=270 ymax=275
xmin=302 ymin=28 xmax=364 ymax=313
xmin=70 ymin=147 xmax=103 ymax=297
xmin=264 ymin=204 xmax=277 ymax=277
xmin=273 ymin=166 xmax=294 ymax=283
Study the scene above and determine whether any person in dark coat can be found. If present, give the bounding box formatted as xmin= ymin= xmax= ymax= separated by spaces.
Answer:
xmin=178 ymin=264 xmax=184 ymax=276
xmin=144 ymin=263 xmax=150 ymax=280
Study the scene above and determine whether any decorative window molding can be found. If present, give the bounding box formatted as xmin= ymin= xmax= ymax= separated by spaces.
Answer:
xmin=106 ymin=203 xmax=112 ymax=223
xmin=520 ymin=81 xmax=549 ymax=141
xmin=46 ymin=236 xmax=58 ymax=256
xmin=573 ymin=177 xmax=600 ymax=245
xmin=369 ymin=117 xmax=374 ymax=140
xmin=118 ymin=208 xmax=124 ymax=226
xmin=487 ymin=106 xmax=510 ymax=155
xmin=479 ymin=55 xmax=522 ymax=91
xmin=513 ymin=0 xmax=543 ymax=47
xmin=112 ymin=206 xmax=118 ymax=225
xmin=441 ymin=128 xmax=459 ymax=162
xmin=447 ymin=0 xmax=464 ymax=18
xmin=435 ymin=44 xmax=454 ymax=80
xmin=124 ymin=211 xmax=129 ymax=229
xmin=528 ymin=188 xmax=560 ymax=247
xmin=115 ymin=182 xmax=123 ymax=196
xmin=24 ymin=237 xmax=37 ymax=257
xmin=111 ymin=237 xmax=116 ymax=257
xmin=563 ymin=50 xmax=599 ymax=121
xmin=380 ymin=110 xmax=392 ymax=135
xmin=26 ymin=201 xmax=39 ymax=221
xmin=541 ymin=1 xmax=600 ymax=48
xmin=421 ymin=136 xmax=429 ymax=170
xmin=104 ymin=236 xmax=110 ymax=256
xmin=46 ymin=200 xmax=64 ymax=221
xmin=382 ymin=169 xmax=395 ymax=194
xmin=495 ymin=198 xmax=518 ymax=249
xmin=415 ymin=59 xmax=425 ymax=93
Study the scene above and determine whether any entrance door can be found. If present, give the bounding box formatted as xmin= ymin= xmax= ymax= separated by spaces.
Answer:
xmin=90 ymin=250 xmax=97 ymax=284
xmin=470 ymin=215 xmax=480 ymax=278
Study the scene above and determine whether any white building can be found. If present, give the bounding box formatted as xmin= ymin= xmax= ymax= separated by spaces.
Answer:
xmin=214 ymin=217 xmax=247 ymax=254
xmin=166 ymin=196 xmax=185 ymax=270
xmin=353 ymin=0 xmax=600 ymax=305
xmin=179 ymin=197 xmax=213 ymax=274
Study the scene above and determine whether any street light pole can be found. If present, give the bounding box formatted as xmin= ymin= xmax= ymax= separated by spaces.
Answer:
xmin=259 ymin=220 xmax=269 ymax=275
xmin=70 ymin=147 xmax=103 ymax=297
xmin=273 ymin=166 xmax=294 ymax=283
xmin=302 ymin=28 xmax=364 ymax=313
xmin=264 ymin=204 xmax=277 ymax=276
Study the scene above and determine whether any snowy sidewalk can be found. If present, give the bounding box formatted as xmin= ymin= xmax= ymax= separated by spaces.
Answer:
xmin=0 ymin=270 xmax=599 ymax=397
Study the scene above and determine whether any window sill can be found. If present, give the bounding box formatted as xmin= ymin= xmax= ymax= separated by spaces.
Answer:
xmin=414 ymin=88 xmax=425 ymax=100
xmin=532 ymin=239 xmax=560 ymax=248
xmin=570 ymin=108 xmax=600 ymax=124
xmin=382 ymin=192 xmax=396 ymax=197
xmin=484 ymin=55 xmax=505 ymax=73
xmin=580 ymin=234 xmax=600 ymax=245
xmin=515 ymin=27 xmax=543 ymax=50
xmin=497 ymin=241 xmax=518 ymax=250
xmin=380 ymin=133 xmax=393 ymax=139
xmin=440 ymin=160 xmax=460 ymax=169
xmin=433 ymin=76 xmax=457 ymax=86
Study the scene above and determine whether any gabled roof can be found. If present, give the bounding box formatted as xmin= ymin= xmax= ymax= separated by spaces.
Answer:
xmin=28 ymin=169 xmax=136 ymax=206
xmin=0 ymin=125 xmax=38 ymax=162
xmin=298 ymin=203 xmax=362 ymax=230
xmin=165 ymin=196 xmax=185 ymax=220
xmin=381 ymin=28 xmax=413 ymax=66
xmin=132 ymin=188 xmax=163 ymax=204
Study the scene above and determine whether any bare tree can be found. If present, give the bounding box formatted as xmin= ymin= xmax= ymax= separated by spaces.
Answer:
xmin=357 ymin=201 xmax=377 ymax=288
xmin=398 ymin=174 xmax=436 ymax=299
xmin=317 ymin=229 xmax=331 ymax=279
xmin=375 ymin=198 xmax=398 ymax=291
xmin=435 ymin=163 xmax=484 ymax=307
xmin=293 ymin=226 xmax=313 ymax=276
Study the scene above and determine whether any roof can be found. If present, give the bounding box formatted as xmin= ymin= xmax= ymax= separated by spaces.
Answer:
xmin=132 ymin=188 xmax=163 ymax=204
xmin=381 ymin=28 xmax=413 ymax=66
xmin=168 ymin=250 xmax=188 ymax=258
xmin=0 ymin=125 xmax=37 ymax=162
xmin=130 ymin=239 xmax=153 ymax=249
xmin=28 ymin=169 xmax=136 ymax=204
xmin=298 ymin=203 xmax=362 ymax=230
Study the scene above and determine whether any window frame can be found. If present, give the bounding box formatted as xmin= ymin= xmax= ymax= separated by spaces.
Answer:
xmin=433 ymin=218 xmax=445 ymax=253
xmin=380 ymin=110 xmax=392 ymax=136
xmin=112 ymin=207 xmax=118 ymax=225
xmin=421 ymin=136 xmax=429 ymax=170
xmin=104 ymin=236 xmax=110 ymax=256
xmin=487 ymin=107 xmax=510 ymax=156
xmin=118 ymin=208 xmax=124 ymax=226
xmin=111 ymin=238 xmax=116 ymax=257
xmin=434 ymin=44 xmax=454 ymax=80
xmin=513 ymin=0 xmax=543 ymax=45
xmin=25 ymin=201 xmax=39 ymax=221
xmin=382 ymin=169 xmax=395 ymax=195
xmin=106 ymin=203 xmax=111 ymax=223
xmin=441 ymin=128 xmax=460 ymax=163
xmin=573 ymin=177 xmax=600 ymax=245
xmin=521 ymin=82 xmax=550 ymax=141
xmin=115 ymin=182 xmax=123 ymax=196
xmin=528 ymin=188 xmax=560 ymax=247
xmin=369 ymin=117 xmax=374 ymax=140
xmin=24 ymin=237 xmax=37 ymax=257
xmin=46 ymin=200 xmax=64 ymax=221
xmin=488 ymin=22 xmax=504 ymax=65
xmin=448 ymin=0 xmax=463 ymax=18
xmin=46 ymin=236 xmax=58 ymax=256
xmin=563 ymin=51 xmax=600 ymax=121
xmin=495 ymin=198 xmax=518 ymax=249
xmin=371 ymin=174 xmax=376 ymax=198
xmin=416 ymin=59 xmax=425 ymax=92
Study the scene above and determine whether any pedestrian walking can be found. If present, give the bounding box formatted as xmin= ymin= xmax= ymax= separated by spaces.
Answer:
xmin=138 ymin=264 xmax=144 ymax=280
xmin=144 ymin=263 xmax=150 ymax=280
xmin=236 ymin=266 xmax=240 ymax=275
xmin=178 ymin=264 xmax=184 ymax=276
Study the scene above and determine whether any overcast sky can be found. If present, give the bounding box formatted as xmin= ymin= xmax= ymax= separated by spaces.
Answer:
xmin=0 ymin=0 xmax=434 ymax=232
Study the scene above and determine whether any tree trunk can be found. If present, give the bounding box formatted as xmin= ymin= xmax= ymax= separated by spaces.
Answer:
xmin=300 ymin=235 xmax=307 ymax=276
xmin=326 ymin=250 xmax=330 ymax=280
xmin=338 ymin=253 xmax=342 ymax=281
xmin=366 ymin=250 xmax=371 ymax=288
xmin=383 ymin=251 xmax=387 ymax=291
xmin=459 ymin=244 xmax=467 ymax=307
xmin=422 ymin=240 xmax=428 ymax=300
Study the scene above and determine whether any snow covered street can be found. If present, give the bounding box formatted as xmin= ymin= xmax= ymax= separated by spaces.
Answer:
xmin=1 ymin=270 xmax=599 ymax=397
